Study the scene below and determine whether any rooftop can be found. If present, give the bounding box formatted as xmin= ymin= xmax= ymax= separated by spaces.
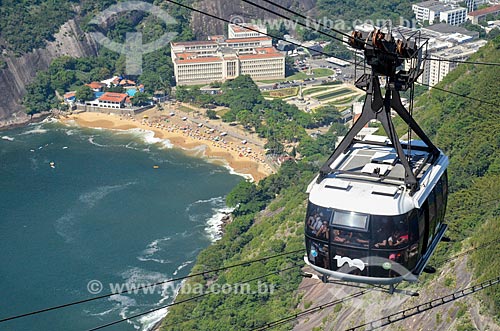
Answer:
xmin=239 ymin=47 xmax=284 ymax=60
xmin=64 ymin=91 xmax=76 ymax=99
xmin=229 ymin=23 xmax=263 ymax=33
xmin=468 ymin=4 xmax=500 ymax=16
xmin=329 ymin=137 xmax=436 ymax=187
xmin=432 ymin=39 xmax=488 ymax=59
xmin=171 ymin=40 xmax=218 ymax=47
xmin=422 ymin=23 xmax=478 ymax=37
xmin=225 ymin=36 xmax=272 ymax=43
xmin=86 ymin=82 xmax=105 ymax=89
xmin=98 ymin=92 xmax=128 ymax=103
xmin=414 ymin=0 xmax=451 ymax=11
xmin=175 ymin=53 xmax=223 ymax=64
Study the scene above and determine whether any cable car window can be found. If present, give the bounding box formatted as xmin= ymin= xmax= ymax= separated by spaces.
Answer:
xmin=306 ymin=238 xmax=330 ymax=269
xmin=372 ymin=214 xmax=409 ymax=249
xmin=428 ymin=190 xmax=437 ymax=239
xmin=330 ymin=229 xmax=370 ymax=247
xmin=305 ymin=203 xmax=333 ymax=240
xmin=435 ymin=179 xmax=444 ymax=223
xmin=331 ymin=211 xmax=368 ymax=230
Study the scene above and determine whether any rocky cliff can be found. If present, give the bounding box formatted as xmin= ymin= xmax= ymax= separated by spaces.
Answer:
xmin=0 ymin=19 xmax=98 ymax=125
xmin=190 ymin=0 xmax=317 ymax=37
xmin=0 ymin=0 xmax=318 ymax=126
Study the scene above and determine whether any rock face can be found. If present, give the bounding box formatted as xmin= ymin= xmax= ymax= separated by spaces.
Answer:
xmin=0 ymin=19 xmax=98 ymax=124
xmin=0 ymin=0 xmax=318 ymax=125
xmin=190 ymin=0 xmax=317 ymax=37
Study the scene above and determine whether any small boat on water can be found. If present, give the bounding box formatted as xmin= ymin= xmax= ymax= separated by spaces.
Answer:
xmin=50 ymin=162 xmax=55 ymax=169
xmin=153 ymin=165 xmax=159 ymax=169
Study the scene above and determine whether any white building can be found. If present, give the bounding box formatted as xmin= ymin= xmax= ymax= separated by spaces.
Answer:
xmin=439 ymin=0 xmax=486 ymax=12
xmin=412 ymin=1 xmax=467 ymax=25
xmin=85 ymin=92 xmax=129 ymax=109
xmin=439 ymin=7 xmax=467 ymax=25
xmin=428 ymin=39 xmax=488 ymax=86
xmin=227 ymin=23 xmax=267 ymax=39
xmin=171 ymin=24 xmax=285 ymax=85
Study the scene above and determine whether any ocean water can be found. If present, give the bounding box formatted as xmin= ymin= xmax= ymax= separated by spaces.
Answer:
xmin=0 ymin=120 xmax=242 ymax=331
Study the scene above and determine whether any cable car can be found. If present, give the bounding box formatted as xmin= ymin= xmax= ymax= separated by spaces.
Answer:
xmin=304 ymin=135 xmax=449 ymax=285
xmin=304 ymin=28 xmax=449 ymax=286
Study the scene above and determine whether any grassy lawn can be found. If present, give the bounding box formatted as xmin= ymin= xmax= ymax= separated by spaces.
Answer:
xmin=330 ymin=95 xmax=358 ymax=105
xmin=315 ymin=88 xmax=354 ymax=101
xmin=178 ymin=105 xmax=196 ymax=112
xmin=256 ymin=78 xmax=285 ymax=84
xmin=320 ymin=81 xmax=343 ymax=86
xmin=303 ymin=86 xmax=331 ymax=96
xmin=216 ymin=108 xmax=230 ymax=117
xmin=286 ymin=68 xmax=334 ymax=81
xmin=262 ymin=87 xmax=298 ymax=98
xmin=312 ymin=68 xmax=335 ymax=77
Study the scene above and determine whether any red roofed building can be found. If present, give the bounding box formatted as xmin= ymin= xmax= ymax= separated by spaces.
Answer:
xmin=467 ymin=5 xmax=500 ymax=24
xmin=85 ymin=82 xmax=106 ymax=92
xmin=171 ymin=24 xmax=284 ymax=85
xmin=97 ymin=92 xmax=128 ymax=108
xmin=63 ymin=91 xmax=76 ymax=102
xmin=119 ymin=79 xmax=136 ymax=86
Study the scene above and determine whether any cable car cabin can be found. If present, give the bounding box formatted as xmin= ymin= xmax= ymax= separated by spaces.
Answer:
xmin=304 ymin=136 xmax=449 ymax=285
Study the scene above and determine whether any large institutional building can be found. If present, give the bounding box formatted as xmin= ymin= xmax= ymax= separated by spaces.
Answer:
xmin=412 ymin=1 xmax=467 ymax=26
xmin=171 ymin=24 xmax=285 ymax=85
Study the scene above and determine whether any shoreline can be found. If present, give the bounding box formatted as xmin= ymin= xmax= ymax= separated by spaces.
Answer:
xmin=0 ymin=111 xmax=52 ymax=131
xmin=59 ymin=108 xmax=274 ymax=182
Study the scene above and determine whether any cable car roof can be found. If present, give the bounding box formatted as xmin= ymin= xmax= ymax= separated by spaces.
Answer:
xmin=307 ymin=137 xmax=449 ymax=215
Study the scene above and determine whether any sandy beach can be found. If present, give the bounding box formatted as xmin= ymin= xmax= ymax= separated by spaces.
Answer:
xmin=60 ymin=106 xmax=274 ymax=182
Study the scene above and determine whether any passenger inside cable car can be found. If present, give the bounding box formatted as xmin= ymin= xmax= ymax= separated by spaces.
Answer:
xmin=305 ymin=171 xmax=448 ymax=280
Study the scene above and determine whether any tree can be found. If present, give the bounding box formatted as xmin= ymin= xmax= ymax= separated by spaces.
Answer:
xmin=487 ymin=28 xmax=500 ymax=40
xmin=264 ymin=140 xmax=285 ymax=155
xmin=323 ymin=41 xmax=353 ymax=60
xmin=131 ymin=92 xmax=151 ymax=106
xmin=312 ymin=105 xmax=341 ymax=127
xmin=106 ymin=85 xmax=125 ymax=93
xmin=75 ymin=85 xmax=95 ymax=102
xmin=206 ymin=109 xmax=218 ymax=119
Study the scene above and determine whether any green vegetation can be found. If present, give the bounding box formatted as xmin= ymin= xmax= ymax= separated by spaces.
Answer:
xmin=410 ymin=36 xmax=500 ymax=317
xmin=161 ymin=161 xmax=316 ymax=331
xmin=323 ymin=41 xmax=352 ymax=60
xmin=321 ymin=81 xmax=343 ymax=86
xmin=329 ymin=95 xmax=359 ymax=106
xmin=316 ymin=0 xmax=415 ymax=23
xmin=262 ymin=87 xmax=298 ymax=99
xmin=131 ymin=92 xmax=151 ymax=106
xmin=286 ymin=68 xmax=334 ymax=81
xmin=22 ymin=50 xmax=121 ymax=114
xmin=314 ymin=88 xmax=355 ymax=101
xmin=0 ymin=0 xmax=75 ymax=54
xmin=75 ymin=85 xmax=94 ymax=102
xmin=303 ymin=86 xmax=331 ymax=96
xmin=21 ymin=0 xmax=195 ymax=114
xmin=162 ymin=37 xmax=500 ymax=330
xmin=175 ymin=75 xmax=344 ymax=148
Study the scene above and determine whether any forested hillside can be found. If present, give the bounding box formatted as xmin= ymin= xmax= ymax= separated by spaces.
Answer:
xmin=0 ymin=0 xmax=117 ymax=55
xmin=411 ymin=36 xmax=500 ymax=314
xmin=160 ymin=36 xmax=500 ymax=330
